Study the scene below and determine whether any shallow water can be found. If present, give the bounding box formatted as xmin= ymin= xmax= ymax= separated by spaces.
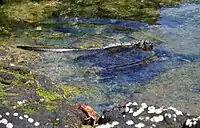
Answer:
xmin=30 ymin=3 xmax=200 ymax=112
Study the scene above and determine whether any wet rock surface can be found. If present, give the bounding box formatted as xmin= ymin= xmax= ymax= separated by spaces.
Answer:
xmin=0 ymin=103 xmax=84 ymax=128
xmin=97 ymin=102 xmax=200 ymax=128
xmin=0 ymin=1 xmax=200 ymax=128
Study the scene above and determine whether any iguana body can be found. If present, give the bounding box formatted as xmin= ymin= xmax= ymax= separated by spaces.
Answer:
xmin=17 ymin=40 xmax=153 ymax=53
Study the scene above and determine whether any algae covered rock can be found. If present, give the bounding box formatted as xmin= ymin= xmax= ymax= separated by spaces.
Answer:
xmin=57 ymin=0 xmax=181 ymax=24
xmin=0 ymin=41 xmax=88 ymax=127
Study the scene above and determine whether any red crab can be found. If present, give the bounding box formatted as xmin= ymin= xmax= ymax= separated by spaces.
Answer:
xmin=75 ymin=103 xmax=97 ymax=126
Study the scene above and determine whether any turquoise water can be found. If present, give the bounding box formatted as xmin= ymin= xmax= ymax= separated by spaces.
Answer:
xmin=31 ymin=3 xmax=200 ymax=112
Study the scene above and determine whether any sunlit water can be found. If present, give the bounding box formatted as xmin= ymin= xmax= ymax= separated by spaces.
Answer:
xmin=29 ymin=3 xmax=200 ymax=112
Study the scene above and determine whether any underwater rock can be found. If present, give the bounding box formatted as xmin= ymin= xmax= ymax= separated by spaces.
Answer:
xmin=97 ymin=102 xmax=200 ymax=128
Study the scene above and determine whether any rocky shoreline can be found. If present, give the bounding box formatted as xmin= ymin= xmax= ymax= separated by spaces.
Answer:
xmin=0 ymin=41 xmax=200 ymax=128
xmin=97 ymin=101 xmax=200 ymax=128
xmin=0 ymin=0 xmax=199 ymax=128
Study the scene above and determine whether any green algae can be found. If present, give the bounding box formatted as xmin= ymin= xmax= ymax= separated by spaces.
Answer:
xmin=0 ymin=0 xmax=61 ymax=36
xmin=0 ymin=41 xmax=58 ymax=113
xmin=36 ymin=85 xmax=86 ymax=102
xmin=57 ymin=0 xmax=181 ymax=24
xmin=36 ymin=87 xmax=62 ymax=102
xmin=57 ymin=85 xmax=86 ymax=100
xmin=1 ymin=1 xmax=60 ymax=21
xmin=45 ymin=103 xmax=58 ymax=111
xmin=0 ymin=0 xmax=182 ymax=37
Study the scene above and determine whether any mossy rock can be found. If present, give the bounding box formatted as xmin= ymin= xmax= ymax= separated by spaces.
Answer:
xmin=1 ymin=1 xmax=60 ymax=21
xmin=0 ymin=40 xmax=89 ymax=127
xmin=56 ymin=0 xmax=181 ymax=24
xmin=0 ymin=0 xmax=61 ymax=36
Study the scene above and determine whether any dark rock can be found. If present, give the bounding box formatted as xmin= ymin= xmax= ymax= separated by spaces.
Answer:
xmin=3 ymin=64 xmax=30 ymax=75
xmin=33 ymin=74 xmax=54 ymax=90
xmin=0 ymin=71 xmax=17 ymax=84
xmin=0 ymin=102 xmax=85 ymax=128
xmin=97 ymin=102 xmax=200 ymax=128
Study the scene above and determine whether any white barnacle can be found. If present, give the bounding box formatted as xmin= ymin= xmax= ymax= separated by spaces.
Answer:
xmin=123 ymin=115 xmax=126 ymax=118
xmin=186 ymin=119 xmax=192 ymax=126
xmin=133 ymin=107 xmax=144 ymax=117
xmin=175 ymin=110 xmax=183 ymax=116
xmin=0 ymin=118 xmax=8 ymax=124
xmin=173 ymin=114 xmax=177 ymax=118
xmin=132 ymin=102 xmax=138 ymax=106
xmin=193 ymin=121 xmax=197 ymax=126
xmin=138 ymin=116 xmax=144 ymax=120
xmin=148 ymin=109 xmax=156 ymax=114
xmin=192 ymin=118 xmax=198 ymax=121
xmin=145 ymin=116 xmax=150 ymax=121
xmin=129 ymin=108 xmax=133 ymax=113
xmin=125 ymin=107 xmax=130 ymax=112
xmin=189 ymin=122 xmax=193 ymax=127
xmin=126 ymin=120 xmax=134 ymax=125
xmin=34 ymin=121 xmax=40 ymax=127
xmin=105 ymin=123 xmax=114 ymax=127
xmin=22 ymin=100 xmax=26 ymax=103
xmin=126 ymin=102 xmax=132 ymax=107
xmin=158 ymin=115 xmax=164 ymax=122
xmin=135 ymin=122 xmax=145 ymax=128
xmin=17 ymin=101 xmax=23 ymax=106
xmin=167 ymin=113 xmax=172 ymax=118
xmin=6 ymin=123 xmax=13 ymax=128
xmin=9 ymin=63 xmax=15 ymax=67
xmin=150 ymin=116 xmax=158 ymax=123
xmin=0 ymin=114 xmax=2 ymax=118
xmin=152 ymin=124 xmax=156 ymax=127
xmin=151 ymin=115 xmax=163 ymax=123
xmin=174 ymin=118 xmax=176 ymax=122
xmin=5 ymin=112 xmax=10 ymax=116
xmin=112 ymin=121 xmax=119 ymax=126
xmin=19 ymin=116 xmax=23 ymax=120
xmin=168 ymin=106 xmax=183 ymax=116
xmin=24 ymin=115 xmax=29 ymax=118
xmin=148 ymin=106 xmax=155 ymax=111
xmin=95 ymin=124 xmax=109 ymax=128
xmin=13 ymin=113 xmax=18 ymax=116
xmin=39 ymin=98 xmax=44 ymax=102
xmin=155 ymin=109 xmax=163 ymax=114
xmin=101 ymin=115 xmax=104 ymax=119
xmin=148 ymin=106 xmax=156 ymax=114
xmin=28 ymin=118 xmax=34 ymax=123
xmin=141 ymin=103 xmax=148 ymax=108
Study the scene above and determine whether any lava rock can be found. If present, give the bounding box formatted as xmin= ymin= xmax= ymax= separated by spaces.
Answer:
xmin=0 ymin=102 xmax=86 ymax=128
xmin=97 ymin=102 xmax=200 ymax=128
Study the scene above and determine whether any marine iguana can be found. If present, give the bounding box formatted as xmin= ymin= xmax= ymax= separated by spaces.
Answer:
xmin=16 ymin=40 xmax=153 ymax=53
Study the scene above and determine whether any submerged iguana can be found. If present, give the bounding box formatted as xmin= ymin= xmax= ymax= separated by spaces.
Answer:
xmin=17 ymin=40 xmax=153 ymax=54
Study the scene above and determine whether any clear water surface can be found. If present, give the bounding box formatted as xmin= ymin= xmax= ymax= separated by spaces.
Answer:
xmin=30 ymin=3 xmax=200 ymax=113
